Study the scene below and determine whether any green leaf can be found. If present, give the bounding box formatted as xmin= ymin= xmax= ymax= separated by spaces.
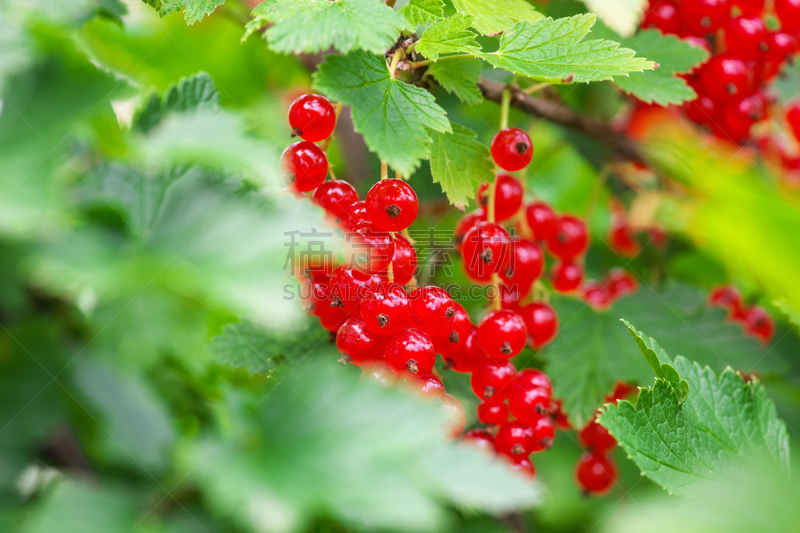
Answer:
xmin=427 ymin=58 xmax=484 ymax=104
xmin=452 ymin=0 xmax=543 ymax=35
xmin=622 ymin=319 xmax=689 ymax=402
xmin=598 ymin=352 xmax=790 ymax=495
xmin=482 ymin=15 xmax=655 ymax=84
xmin=542 ymin=284 xmax=787 ymax=426
xmin=181 ymin=362 xmax=541 ymax=532
xmin=774 ymin=298 xmax=800 ymax=332
xmin=142 ymin=0 xmax=225 ymax=24
xmin=209 ymin=319 xmax=335 ymax=375
xmin=583 ymin=0 xmax=646 ymax=38
xmin=313 ymin=52 xmax=451 ymax=176
xmin=415 ymin=13 xmax=481 ymax=61
xmin=244 ymin=0 xmax=410 ymax=55
xmin=429 ymin=123 xmax=494 ymax=208
xmin=134 ymin=71 xmax=220 ymax=132
xmin=399 ymin=0 xmax=444 ymax=26
xmin=612 ymin=30 xmax=709 ymax=105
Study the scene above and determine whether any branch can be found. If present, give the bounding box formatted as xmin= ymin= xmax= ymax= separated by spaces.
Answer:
xmin=478 ymin=78 xmax=646 ymax=163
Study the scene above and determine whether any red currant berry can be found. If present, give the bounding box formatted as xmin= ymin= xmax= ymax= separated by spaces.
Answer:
xmin=406 ymin=373 xmax=446 ymax=400
xmin=685 ymin=94 xmax=720 ymax=126
xmin=495 ymin=421 xmax=536 ymax=458
xmin=312 ymin=180 xmax=358 ymax=224
xmin=360 ymin=361 xmax=399 ymax=386
xmin=329 ymin=266 xmax=382 ymax=315
xmin=606 ymin=268 xmax=638 ymax=299
xmin=299 ymin=280 xmax=331 ymax=317
xmin=462 ymin=222 xmax=511 ymax=277
xmin=525 ymin=202 xmax=557 ymax=241
xmin=775 ymin=0 xmax=800 ymax=34
xmin=609 ymin=213 xmax=640 ymax=257
xmin=785 ymin=102 xmax=800 ymax=143
xmin=581 ymin=280 xmax=612 ymax=310
xmin=365 ymin=179 xmax=419 ymax=232
xmin=547 ymin=215 xmax=589 ymax=259
xmin=509 ymin=386 xmax=551 ymax=424
xmin=385 ymin=328 xmax=436 ymax=378
xmin=575 ymin=452 xmax=617 ymax=495
xmin=733 ymin=0 xmax=764 ymax=16
xmin=441 ymin=393 xmax=466 ymax=438
xmin=317 ymin=305 xmax=350 ymax=333
xmin=551 ymin=261 xmax=584 ymax=292
xmin=642 ymin=2 xmax=682 ymax=33
xmin=280 ymin=141 xmax=328 ymax=193
xmin=519 ymin=302 xmax=558 ymax=349
xmin=700 ymin=54 xmax=754 ymax=104
xmin=470 ymin=359 xmax=516 ymax=400
xmin=708 ymin=284 xmax=743 ymax=316
xmin=500 ymin=239 xmax=544 ymax=296
xmin=477 ymin=174 xmax=524 ymax=222
xmin=529 ymin=415 xmax=555 ymax=453
xmin=288 ymin=94 xmax=336 ymax=142
xmin=606 ymin=382 xmax=637 ymax=402
xmin=476 ymin=309 xmax=527 ymax=359
xmin=444 ymin=327 xmax=489 ymax=373
xmin=343 ymin=222 xmax=394 ymax=274
xmin=725 ymin=17 xmax=768 ymax=59
xmin=491 ymin=128 xmax=533 ymax=171
xmin=477 ymin=396 xmax=510 ymax=425
xmin=391 ymin=234 xmax=418 ymax=286
xmin=336 ymin=317 xmax=387 ymax=366
xmin=340 ymin=200 xmax=370 ymax=230
xmin=517 ymin=368 xmax=553 ymax=395
xmin=455 ymin=209 xmax=486 ymax=254
xmin=763 ymin=32 xmax=797 ymax=81
xmin=679 ymin=0 xmax=731 ymax=34
xmin=507 ymin=456 xmax=536 ymax=478
xmin=579 ymin=416 xmax=617 ymax=453
xmin=360 ymin=283 xmax=411 ymax=335
xmin=722 ymin=94 xmax=765 ymax=140
xmin=435 ymin=302 xmax=472 ymax=355
xmin=743 ymin=306 xmax=775 ymax=344
xmin=463 ymin=428 xmax=495 ymax=452
xmin=409 ymin=285 xmax=456 ymax=338
xmin=550 ymin=399 xmax=572 ymax=430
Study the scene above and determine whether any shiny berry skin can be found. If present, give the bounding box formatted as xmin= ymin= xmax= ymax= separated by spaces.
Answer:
xmin=685 ymin=94 xmax=720 ymax=126
xmin=477 ymin=174 xmax=524 ymax=222
xmin=607 ymin=382 xmax=637 ymax=402
xmin=722 ymin=94 xmax=765 ymax=139
xmin=525 ymin=202 xmax=557 ymax=241
xmin=407 ymin=373 xmax=446 ymax=400
xmin=365 ymin=179 xmax=419 ymax=232
xmin=785 ymin=102 xmax=800 ymax=143
xmin=391 ymin=234 xmax=418 ymax=286
xmin=360 ymin=283 xmax=411 ymax=335
xmin=280 ymin=141 xmax=328 ymax=192
xmin=445 ymin=327 xmax=488 ymax=373
xmin=579 ymin=417 xmax=617 ymax=453
xmin=312 ymin=180 xmax=358 ymax=223
xmin=340 ymin=200 xmax=369 ymax=230
xmin=343 ymin=222 xmax=394 ymax=274
xmin=743 ymin=306 xmax=775 ymax=344
xmin=734 ymin=0 xmax=764 ymax=16
xmin=519 ymin=302 xmax=558 ymax=349
xmin=360 ymin=361 xmax=399 ymax=386
xmin=775 ymin=0 xmax=800 ymax=34
xmin=582 ymin=281 xmax=612 ymax=310
xmin=529 ymin=415 xmax=555 ymax=453
xmin=550 ymin=399 xmax=572 ymax=430
xmin=300 ymin=281 xmax=331 ymax=317
xmin=517 ymin=368 xmax=553 ymax=395
xmin=551 ymin=261 xmax=584 ymax=293
xmin=509 ymin=386 xmax=551 ymax=424
xmin=441 ymin=393 xmax=466 ymax=438
xmin=462 ymin=222 xmax=511 ymax=278
xmin=329 ymin=266 xmax=382 ymax=316
xmin=575 ymin=453 xmax=617 ymax=495
xmin=336 ymin=317 xmax=386 ymax=366
xmin=679 ymin=0 xmax=731 ymax=34
xmin=500 ymin=239 xmax=544 ymax=295
xmin=547 ymin=215 xmax=589 ymax=259
xmin=435 ymin=302 xmax=472 ymax=355
xmin=455 ymin=209 xmax=486 ymax=253
xmin=463 ymin=428 xmax=495 ymax=452
xmin=409 ymin=286 xmax=455 ymax=338
xmin=606 ymin=268 xmax=638 ymax=299
xmin=763 ymin=32 xmax=797 ymax=81
xmin=476 ymin=309 xmax=528 ymax=359
xmin=508 ymin=456 xmax=536 ymax=478
xmin=642 ymin=2 xmax=681 ymax=33
xmin=700 ymin=55 xmax=753 ymax=104
xmin=609 ymin=213 xmax=640 ymax=257
xmin=288 ymin=94 xmax=336 ymax=142
xmin=495 ymin=421 xmax=536 ymax=458
xmin=470 ymin=359 xmax=516 ymax=400
xmin=725 ymin=17 xmax=768 ymax=59
xmin=491 ymin=127 xmax=534 ymax=171
xmin=478 ymin=396 xmax=510 ymax=425
xmin=385 ymin=328 xmax=436 ymax=378
xmin=708 ymin=284 xmax=744 ymax=318
xmin=317 ymin=305 xmax=349 ymax=333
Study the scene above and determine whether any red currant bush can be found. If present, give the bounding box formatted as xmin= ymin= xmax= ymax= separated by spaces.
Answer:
xmin=491 ymin=127 xmax=534 ymax=171
xmin=365 ymin=178 xmax=419 ymax=232
xmin=280 ymin=141 xmax=328 ymax=192
xmin=288 ymin=94 xmax=336 ymax=142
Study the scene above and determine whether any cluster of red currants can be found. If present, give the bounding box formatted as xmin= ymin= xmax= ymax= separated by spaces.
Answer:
xmin=574 ymin=383 xmax=635 ymax=495
xmin=708 ymin=284 xmax=776 ymax=343
xmin=642 ymin=0 xmax=799 ymax=144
